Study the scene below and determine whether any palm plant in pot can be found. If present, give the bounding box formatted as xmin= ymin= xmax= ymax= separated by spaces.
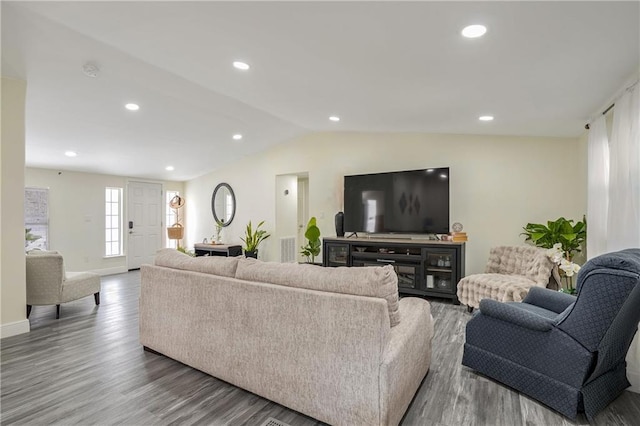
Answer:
xmin=241 ymin=220 xmax=270 ymax=258
xmin=300 ymin=217 xmax=321 ymax=264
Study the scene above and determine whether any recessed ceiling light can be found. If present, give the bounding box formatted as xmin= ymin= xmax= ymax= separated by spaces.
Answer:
xmin=329 ymin=116 xmax=340 ymax=122
xmin=65 ymin=151 xmax=77 ymax=157
xmin=462 ymin=25 xmax=487 ymax=38
xmin=232 ymin=134 xmax=243 ymax=140
xmin=479 ymin=115 xmax=494 ymax=121
xmin=233 ymin=61 xmax=250 ymax=70
xmin=125 ymin=103 xmax=140 ymax=111
xmin=440 ymin=173 xmax=448 ymax=179
xmin=165 ymin=166 xmax=175 ymax=171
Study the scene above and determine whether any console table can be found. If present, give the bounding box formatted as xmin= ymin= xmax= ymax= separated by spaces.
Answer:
xmin=194 ymin=243 xmax=242 ymax=257
xmin=322 ymin=237 xmax=465 ymax=304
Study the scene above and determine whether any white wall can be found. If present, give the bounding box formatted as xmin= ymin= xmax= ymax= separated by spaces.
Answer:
xmin=185 ymin=131 xmax=587 ymax=275
xmin=1 ymin=77 xmax=30 ymax=337
xmin=186 ymin=167 xmax=277 ymax=259
xmin=25 ymin=168 xmax=184 ymax=274
xmin=275 ymin=174 xmax=299 ymax=260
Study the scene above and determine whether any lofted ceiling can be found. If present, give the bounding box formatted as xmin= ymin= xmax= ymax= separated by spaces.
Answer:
xmin=2 ymin=1 xmax=639 ymax=181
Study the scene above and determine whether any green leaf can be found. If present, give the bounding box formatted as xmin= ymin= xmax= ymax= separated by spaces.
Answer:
xmin=530 ymin=232 xmax=546 ymax=242
xmin=560 ymin=221 xmax=574 ymax=234
xmin=305 ymin=225 xmax=320 ymax=241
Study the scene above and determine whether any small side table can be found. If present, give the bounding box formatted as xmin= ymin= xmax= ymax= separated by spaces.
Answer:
xmin=193 ymin=243 xmax=242 ymax=257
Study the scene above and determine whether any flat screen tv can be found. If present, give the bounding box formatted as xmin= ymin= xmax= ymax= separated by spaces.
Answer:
xmin=343 ymin=168 xmax=449 ymax=234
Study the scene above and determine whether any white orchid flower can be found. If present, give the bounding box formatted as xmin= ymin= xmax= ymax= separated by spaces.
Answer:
xmin=546 ymin=243 xmax=564 ymax=264
xmin=560 ymin=259 xmax=581 ymax=277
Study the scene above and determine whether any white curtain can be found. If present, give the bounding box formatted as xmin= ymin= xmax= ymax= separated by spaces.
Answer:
xmin=588 ymin=82 xmax=640 ymax=393
xmin=606 ymin=84 xmax=640 ymax=252
xmin=586 ymin=115 xmax=609 ymax=258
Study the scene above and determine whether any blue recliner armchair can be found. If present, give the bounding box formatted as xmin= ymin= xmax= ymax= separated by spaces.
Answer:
xmin=462 ymin=248 xmax=640 ymax=420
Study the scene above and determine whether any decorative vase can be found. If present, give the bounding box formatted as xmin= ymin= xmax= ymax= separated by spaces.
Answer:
xmin=244 ymin=250 xmax=258 ymax=259
xmin=335 ymin=211 xmax=345 ymax=237
xmin=560 ymin=276 xmax=577 ymax=295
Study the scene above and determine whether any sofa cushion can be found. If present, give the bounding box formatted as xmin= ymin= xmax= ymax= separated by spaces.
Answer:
xmin=458 ymin=272 xmax=541 ymax=308
xmin=154 ymin=248 xmax=239 ymax=278
xmin=235 ymin=257 xmax=400 ymax=327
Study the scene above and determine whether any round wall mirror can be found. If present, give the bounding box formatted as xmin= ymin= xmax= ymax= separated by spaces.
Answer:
xmin=211 ymin=183 xmax=236 ymax=227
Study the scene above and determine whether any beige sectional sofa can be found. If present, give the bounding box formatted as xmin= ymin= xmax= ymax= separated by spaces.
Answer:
xmin=140 ymin=249 xmax=434 ymax=426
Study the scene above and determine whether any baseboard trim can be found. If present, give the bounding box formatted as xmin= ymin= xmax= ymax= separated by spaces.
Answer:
xmin=1 ymin=319 xmax=30 ymax=339
xmin=628 ymin=368 xmax=640 ymax=394
xmin=92 ymin=266 xmax=127 ymax=276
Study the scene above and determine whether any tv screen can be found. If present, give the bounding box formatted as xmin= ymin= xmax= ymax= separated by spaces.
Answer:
xmin=343 ymin=168 xmax=449 ymax=234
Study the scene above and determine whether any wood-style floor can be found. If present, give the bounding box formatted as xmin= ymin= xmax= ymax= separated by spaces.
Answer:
xmin=2 ymin=271 xmax=639 ymax=425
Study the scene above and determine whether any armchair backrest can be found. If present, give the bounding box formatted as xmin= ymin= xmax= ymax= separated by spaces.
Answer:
xmin=557 ymin=249 xmax=640 ymax=379
xmin=26 ymin=251 xmax=65 ymax=305
xmin=485 ymin=245 xmax=555 ymax=285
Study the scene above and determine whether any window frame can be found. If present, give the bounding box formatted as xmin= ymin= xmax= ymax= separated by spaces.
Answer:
xmin=165 ymin=190 xmax=180 ymax=249
xmin=105 ymin=187 xmax=123 ymax=257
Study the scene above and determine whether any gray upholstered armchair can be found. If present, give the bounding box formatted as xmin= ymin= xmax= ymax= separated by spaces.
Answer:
xmin=462 ymin=248 xmax=640 ymax=420
xmin=26 ymin=251 xmax=101 ymax=319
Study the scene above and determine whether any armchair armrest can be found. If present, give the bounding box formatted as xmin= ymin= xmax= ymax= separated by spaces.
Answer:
xmin=479 ymin=299 xmax=554 ymax=331
xmin=522 ymin=286 xmax=576 ymax=313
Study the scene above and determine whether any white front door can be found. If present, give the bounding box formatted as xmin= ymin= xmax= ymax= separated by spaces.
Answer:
xmin=127 ymin=181 xmax=162 ymax=270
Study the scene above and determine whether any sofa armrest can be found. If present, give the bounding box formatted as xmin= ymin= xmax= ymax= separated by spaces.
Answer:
xmin=522 ymin=286 xmax=576 ymax=313
xmin=478 ymin=299 xmax=554 ymax=331
xmin=380 ymin=298 xmax=434 ymax=426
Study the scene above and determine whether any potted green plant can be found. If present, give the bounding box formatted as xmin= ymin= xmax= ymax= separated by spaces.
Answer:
xmin=241 ymin=220 xmax=270 ymax=258
xmin=522 ymin=216 xmax=587 ymax=294
xmin=25 ymin=228 xmax=41 ymax=246
xmin=300 ymin=217 xmax=321 ymax=264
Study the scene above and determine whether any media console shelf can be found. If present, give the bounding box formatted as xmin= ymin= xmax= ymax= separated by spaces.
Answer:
xmin=322 ymin=237 xmax=465 ymax=304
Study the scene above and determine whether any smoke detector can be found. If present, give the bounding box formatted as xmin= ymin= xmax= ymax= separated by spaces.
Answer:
xmin=82 ymin=62 xmax=100 ymax=78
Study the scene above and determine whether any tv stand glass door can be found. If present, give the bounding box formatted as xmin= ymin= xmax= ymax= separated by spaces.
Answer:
xmin=352 ymin=258 xmax=422 ymax=290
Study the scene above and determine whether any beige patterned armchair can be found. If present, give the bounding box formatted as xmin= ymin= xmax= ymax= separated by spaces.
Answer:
xmin=26 ymin=250 xmax=101 ymax=319
xmin=457 ymin=245 xmax=558 ymax=312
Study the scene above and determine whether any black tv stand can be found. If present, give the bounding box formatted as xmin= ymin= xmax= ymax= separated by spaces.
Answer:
xmin=323 ymin=237 xmax=465 ymax=304
xmin=346 ymin=232 xmax=359 ymax=238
